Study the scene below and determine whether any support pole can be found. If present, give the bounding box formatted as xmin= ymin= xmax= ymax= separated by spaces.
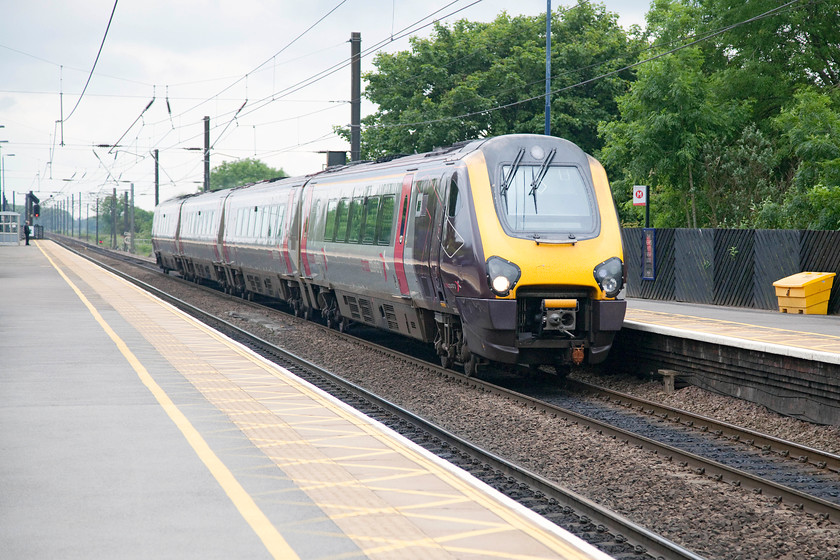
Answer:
xmin=123 ymin=191 xmax=129 ymax=237
xmin=350 ymin=32 xmax=361 ymax=162
xmin=545 ymin=0 xmax=551 ymax=136
xmin=154 ymin=148 xmax=160 ymax=206
xmin=203 ymin=116 xmax=210 ymax=192
xmin=130 ymin=183 xmax=135 ymax=254
xmin=111 ymin=187 xmax=117 ymax=249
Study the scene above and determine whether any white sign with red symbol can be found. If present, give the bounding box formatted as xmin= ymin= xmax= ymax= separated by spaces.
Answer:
xmin=633 ymin=185 xmax=648 ymax=206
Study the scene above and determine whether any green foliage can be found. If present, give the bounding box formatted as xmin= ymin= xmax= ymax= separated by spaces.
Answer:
xmin=599 ymin=0 xmax=840 ymax=230
xmin=338 ymin=1 xmax=640 ymax=159
xmin=599 ymin=45 xmax=747 ymax=227
xmin=752 ymin=90 xmax=840 ymax=229
xmin=335 ymin=0 xmax=840 ymax=230
xmin=209 ymin=158 xmax=286 ymax=191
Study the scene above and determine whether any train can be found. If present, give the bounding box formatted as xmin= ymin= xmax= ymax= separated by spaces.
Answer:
xmin=152 ymin=134 xmax=626 ymax=376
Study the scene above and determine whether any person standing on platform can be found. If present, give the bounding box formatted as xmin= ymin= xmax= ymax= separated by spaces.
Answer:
xmin=23 ymin=221 xmax=30 ymax=245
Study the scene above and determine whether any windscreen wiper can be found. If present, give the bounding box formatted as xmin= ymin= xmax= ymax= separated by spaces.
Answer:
xmin=500 ymin=148 xmax=525 ymax=204
xmin=528 ymin=148 xmax=556 ymax=213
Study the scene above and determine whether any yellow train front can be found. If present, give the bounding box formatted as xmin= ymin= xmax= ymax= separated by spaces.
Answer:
xmin=430 ymin=134 xmax=626 ymax=375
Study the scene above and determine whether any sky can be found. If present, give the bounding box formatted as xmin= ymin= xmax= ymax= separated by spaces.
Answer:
xmin=0 ymin=0 xmax=648 ymax=213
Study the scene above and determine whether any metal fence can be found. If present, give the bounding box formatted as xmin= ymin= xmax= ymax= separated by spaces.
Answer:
xmin=622 ymin=228 xmax=840 ymax=315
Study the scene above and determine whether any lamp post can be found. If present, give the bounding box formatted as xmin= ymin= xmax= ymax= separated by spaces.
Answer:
xmin=1 ymin=151 xmax=14 ymax=212
xmin=0 ymin=135 xmax=9 ymax=211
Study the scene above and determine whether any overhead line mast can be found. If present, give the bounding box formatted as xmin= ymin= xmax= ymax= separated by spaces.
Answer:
xmin=350 ymin=32 xmax=362 ymax=162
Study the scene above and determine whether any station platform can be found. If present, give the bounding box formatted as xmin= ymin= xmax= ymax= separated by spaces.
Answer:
xmin=614 ymin=297 xmax=840 ymax=426
xmin=0 ymin=240 xmax=611 ymax=560
xmin=625 ymin=298 xmax=840 ymax=363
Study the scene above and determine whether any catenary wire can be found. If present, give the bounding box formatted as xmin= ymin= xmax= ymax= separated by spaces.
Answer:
xmin=63 ymin=0 xmax=119 ymax=122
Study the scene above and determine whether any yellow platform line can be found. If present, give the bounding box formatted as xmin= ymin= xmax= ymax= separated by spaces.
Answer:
xmin=46 ymin=242 xmax=606 ymax=560
xmin=38 ymin=243 xmax=300 ymax=560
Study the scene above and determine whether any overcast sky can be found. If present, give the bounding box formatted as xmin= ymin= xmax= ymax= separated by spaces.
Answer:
xmin=0 ymin=0 xmax=648 ymax=212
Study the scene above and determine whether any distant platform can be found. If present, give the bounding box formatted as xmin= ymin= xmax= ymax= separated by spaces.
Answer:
xmin=610 ymin=298 xmax=840 ymax=426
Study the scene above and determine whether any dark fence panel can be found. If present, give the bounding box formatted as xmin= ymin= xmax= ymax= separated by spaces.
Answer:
xmin=624 ymin=228 xmax=840 ymax=314
xmin=674 ymin=229 xmax=714 ymax=304
xmin=713 ymin=229 xmax=755 ymax=307
xmin=755 ymin=230 xmax=800 ymax=310
xmin=638 ymin=228 xmax=675 ymax=300
xmin=622 ymin=229 xmax=643 ymax=298
xmin=800 ymin=231 xmax=840 ymax=314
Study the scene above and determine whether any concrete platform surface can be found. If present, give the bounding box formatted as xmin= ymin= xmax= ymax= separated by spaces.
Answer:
xmin=626 ymin=297 xmax=840 ymax=363
xmin=1 ymin=241 xmax=610 ymax=560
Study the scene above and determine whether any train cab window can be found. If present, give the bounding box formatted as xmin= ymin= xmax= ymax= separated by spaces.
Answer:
xmin=376 ymin=195 xmax=395 ymax=245
xmin=335 ymin=199 xmax=349 ymax=242
xmin=447 ymin=179 xmax=460 ymax=217
xmin=362 ymin=196 xmax=380 ymax=244
xmin=348 ymin=197 xmax=363 ymax=243
xmin=324 ymin=200 xmax=338 ymax=241
xmin=497 ymin=164 xmax=596 ymax=235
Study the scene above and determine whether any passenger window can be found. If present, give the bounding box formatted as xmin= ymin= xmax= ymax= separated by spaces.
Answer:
xmin=348 ymin=198 xmax=364 ymax=243
xmin=398 ymin=195 xmax=409 ymax=239
xmin=377 ymin=195 xmax=395 ymax=245
xmin=249 ymin=207 xmax=258 ymax=239
xmin=308 ymin=200 xmax=321 ymax=241
xmin=275 ymin=205 xmax=286 ymax=241
xmin=335 ymin=199 xmax=349 ymax=242
xmin=261 ymin=208 xmax=270 ymax=241
xmin=362 ymin=196 xmax=380 ymax=244
xmin=324 ymin=200 xmax=338 ymax=241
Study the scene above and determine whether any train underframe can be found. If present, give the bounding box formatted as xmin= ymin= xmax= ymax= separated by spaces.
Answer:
xmin=161 ymin=254 xmax=625 ymax=378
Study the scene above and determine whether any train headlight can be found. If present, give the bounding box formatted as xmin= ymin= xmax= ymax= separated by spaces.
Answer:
xmin=594 ymin=257 xmax=624 ymax=298
xmin=486 ymin=256 xmax=521 ymax=297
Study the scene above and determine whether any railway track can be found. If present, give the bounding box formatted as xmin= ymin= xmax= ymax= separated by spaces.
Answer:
xmin=56 ymin=236 xmax=840 ymax=556
xmin=55 ymin=236 xmax=706 ymax=560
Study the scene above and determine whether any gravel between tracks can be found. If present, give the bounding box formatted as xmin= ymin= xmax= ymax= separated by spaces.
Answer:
xmin=122 ymin=262 xmax=840 ymax=560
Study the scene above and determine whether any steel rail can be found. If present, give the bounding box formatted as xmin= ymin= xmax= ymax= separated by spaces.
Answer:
xmin=55 ymin=237 xmax=706 ymax=560
xmin=58 ymin=235 xmax=840 ymax=522
xmin=569 ymin=379 xmax=840 ymax=475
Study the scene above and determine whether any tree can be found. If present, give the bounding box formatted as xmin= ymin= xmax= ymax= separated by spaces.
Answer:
xmin=599 ymin=45 xmax=746 ymax=228
xmin=598 ymin=0 xmax=840 ymax=229
xmin=338 ymin=1 xmax=639 ymax=159
xmin=754 ymin=89 xmax=840 ymax=229
xmin=209 ymin=158 xmax=286 ymax=191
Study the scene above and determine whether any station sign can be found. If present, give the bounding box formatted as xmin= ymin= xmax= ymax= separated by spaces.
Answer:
xmin=633 ymin=185 xmax=647 ymax=206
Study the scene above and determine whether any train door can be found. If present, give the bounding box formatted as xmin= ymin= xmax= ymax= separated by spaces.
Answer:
xmin=393 ymin=174 xmax=413 ymax=297
xmin=429 ymin=171 xmax=458 ymax=307
xmin=430 ymin=170 xmax=462 ymax=308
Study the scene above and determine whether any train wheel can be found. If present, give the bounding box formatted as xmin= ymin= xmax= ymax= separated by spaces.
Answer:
xmin=463 ymin=354 xmax=478 ymax=377
xmin=440 ymin=355 xmax=453 ymax=369
xmin=554 ymin=362 xmax=570 ymax=378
